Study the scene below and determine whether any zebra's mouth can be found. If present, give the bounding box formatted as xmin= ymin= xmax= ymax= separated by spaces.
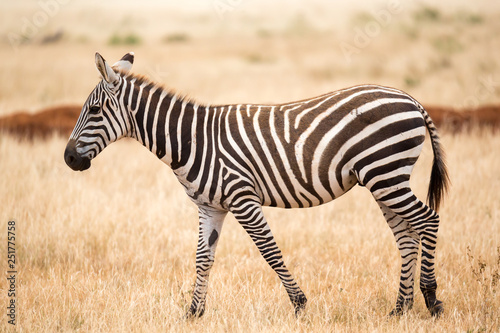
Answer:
xmin=64 ymin=139 xmax=91 ymax=171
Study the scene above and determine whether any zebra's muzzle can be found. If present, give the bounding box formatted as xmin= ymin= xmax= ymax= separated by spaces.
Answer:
xmin=64 ymin=139 xmax=91 ymax=171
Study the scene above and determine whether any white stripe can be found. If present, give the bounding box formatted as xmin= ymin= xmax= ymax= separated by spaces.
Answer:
xmin=176 ymin=100 xmax=187 ymax=161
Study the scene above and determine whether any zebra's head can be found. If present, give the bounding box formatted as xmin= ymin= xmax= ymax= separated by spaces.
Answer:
xmin=64 ymin=52 xmax=134 ymax=171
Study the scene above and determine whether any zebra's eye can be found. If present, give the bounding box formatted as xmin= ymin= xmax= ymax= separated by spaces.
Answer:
xmin=88 ymin=105 xmax=100 ymax=115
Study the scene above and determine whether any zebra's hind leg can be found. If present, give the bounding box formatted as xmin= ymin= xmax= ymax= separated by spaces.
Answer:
xmin=231 ymin=200 xmax=307 ymax=316
xmin=186 ymin=207 xmax=227 ymax=318
xmin=377 ymin=199 xmax=419 ymax=316
xmin=373 ymin=186 xmax=443 ymax=317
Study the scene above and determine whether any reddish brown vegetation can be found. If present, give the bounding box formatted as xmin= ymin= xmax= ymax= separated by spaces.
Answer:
xmin=0 ymin=104 xmax=499 ymax=140
xmin=425 ymin=105 xmax=500 ymax=133
xmin=0 ymin=105 xmax=81 ymax=140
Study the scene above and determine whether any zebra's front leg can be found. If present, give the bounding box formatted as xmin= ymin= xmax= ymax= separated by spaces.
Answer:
xmin=231 ymin=201 xmax=307 ymax=316
xmin=186 ymin=207 xmax=227 ymax=318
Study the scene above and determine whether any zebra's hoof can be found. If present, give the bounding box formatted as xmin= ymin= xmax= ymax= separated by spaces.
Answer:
xmin=294 ymin=304 xmax=306 ymax=317
xmin=388 ymin=298 xmax=413 ymax=317
xmin=292 ymin=294 xmax=307 ymax=317
xmin=388 ymin=307 xmax=403 ymax=317
xmin=184 ymin=305 xmax=204 ymax=319
xmin=429 ymin=300 xmax=444 ymax=318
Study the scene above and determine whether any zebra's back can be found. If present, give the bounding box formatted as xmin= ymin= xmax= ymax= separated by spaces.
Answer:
xmin=209 ymin=85 xmax=427 ymax=209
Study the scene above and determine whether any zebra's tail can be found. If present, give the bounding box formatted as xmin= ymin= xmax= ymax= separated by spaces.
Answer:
xmin=414 ymin=101 xmax=450 ymax=212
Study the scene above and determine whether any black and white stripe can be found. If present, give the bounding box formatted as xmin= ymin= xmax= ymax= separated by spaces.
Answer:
xmin=65 ymin=52 xmax=449 ymax=317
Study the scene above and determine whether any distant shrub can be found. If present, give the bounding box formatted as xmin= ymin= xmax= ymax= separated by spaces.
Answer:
xmin=123 ymin=33 xmax=141 ymax=45
xmin=244 ymin=53 xmax=274 ymax=64
xmin=245 ymin=53 xmax=265 ymax=63
xmin=163 ymin=33 xmax=190 ymax=43
xmin=456 ymin=12 xmax=484 ymax=25
xmin=108 ymin=34 xmax=121 ymax=45
xmin=466 ymin=13 xmax=484 ymax=24
xmin=404 ymin=76 xmax=421 ymax=88
xmin=108 ymin=33 xmax=142 ymax=46
xmin=413 ymin=6 xmax=441 ymax=22
xmin=432 ymin=35 xmax=463 ymax=54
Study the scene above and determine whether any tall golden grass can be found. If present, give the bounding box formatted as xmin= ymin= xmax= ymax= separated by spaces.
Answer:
xmin=0 ymin=130 xmax=498 ymax=332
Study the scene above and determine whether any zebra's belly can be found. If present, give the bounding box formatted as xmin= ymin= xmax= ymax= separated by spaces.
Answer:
xmin=258 ymin=165 xmax=359 ymax=209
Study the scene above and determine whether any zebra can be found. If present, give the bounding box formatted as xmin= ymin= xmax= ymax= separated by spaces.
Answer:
xmin=64 ymin=52 xmax=449 ymax=318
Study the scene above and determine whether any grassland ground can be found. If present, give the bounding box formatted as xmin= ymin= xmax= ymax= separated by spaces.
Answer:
xmin=0 ymin=130 xmax=499 ymax=332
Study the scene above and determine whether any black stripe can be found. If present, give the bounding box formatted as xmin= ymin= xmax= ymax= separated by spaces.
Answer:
xmin=186 ymin=108 xmax=208 ymax=181
xmin=168 ymin=99 xmax=183 ymax=169
xmin=155 ymin=94 xmax=171 ymax=159
xmin=134 ymin=87 xmax=150 ymax=144
xmin=362 ymin=157 xmax=418 ymax=186
xmin=378 ymin=188 xmax=412 ymax=202
xmin=146 ymin=89 xmax=162 ymax=150
xmin=178 ymin=102 xmax=195 ymax=167
xmin=388 ymin=194 xmax=417 ymax=210
xmin=369 ymin=174 xmax=410 ymax=193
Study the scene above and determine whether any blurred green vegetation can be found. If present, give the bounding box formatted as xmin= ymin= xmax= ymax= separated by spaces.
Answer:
xmin=413 ymin=6 xmax=442 ymax=22
xmin=163 ymin=33 xmax=190 ymax=43
xmin=108 ymin=32 xmax=142 ymax=46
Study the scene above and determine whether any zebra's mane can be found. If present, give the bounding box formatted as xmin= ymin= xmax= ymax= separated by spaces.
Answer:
xmin=121 ymin=71 xmax=203 ymax=106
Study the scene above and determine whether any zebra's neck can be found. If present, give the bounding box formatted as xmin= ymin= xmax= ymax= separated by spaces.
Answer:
xmin=124 ymin=74 xmax=205 ymax=169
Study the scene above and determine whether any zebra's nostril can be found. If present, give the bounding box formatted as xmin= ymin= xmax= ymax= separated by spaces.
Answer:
xmin=64 ymin=140 xmax=79 ymax=168
xmin=64 ymin=153 xmax=75 ymax=167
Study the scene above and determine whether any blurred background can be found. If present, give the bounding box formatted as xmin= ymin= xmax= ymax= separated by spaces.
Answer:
xmin=1 ymin=0 xmax=499 ymax=115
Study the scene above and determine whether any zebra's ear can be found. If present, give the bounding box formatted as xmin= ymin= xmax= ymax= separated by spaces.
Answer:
xmin=95 ymin=52 xmax=119 ymax=85
xmin=112 ymin=52 xmax=134 ymax=73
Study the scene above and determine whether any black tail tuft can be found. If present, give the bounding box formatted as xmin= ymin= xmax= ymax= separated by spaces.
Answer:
xmin=426 ymin=136 xmax=450 ymax=212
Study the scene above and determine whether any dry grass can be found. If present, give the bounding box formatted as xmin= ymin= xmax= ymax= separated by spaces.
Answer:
xmin=0 ymin=130 xmax=499 ymax=332
xmin=1 ymin=1 xmax=500 ymax=332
